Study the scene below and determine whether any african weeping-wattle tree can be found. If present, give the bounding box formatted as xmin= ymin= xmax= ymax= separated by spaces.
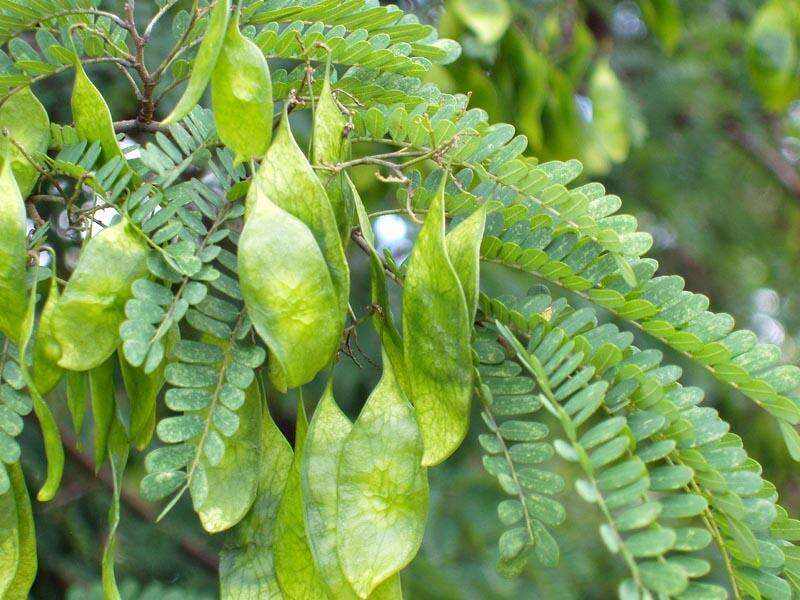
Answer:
xmin=0 ymin=1 xmax=799 ymax=598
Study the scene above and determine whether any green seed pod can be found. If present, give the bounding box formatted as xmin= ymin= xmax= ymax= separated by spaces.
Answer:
xmin=239 ymin=185 xmax=341 ymax=392
xmin=403 ymin=181 xmax=473 ymax=466
xmin=0 ymin=87 xmax=49 ymax=198
xmin=313 ymin=74 xmax=355 ymax=244
xmin=163 ymin=0 xmax=231 ymax=124
xmin=52 ymin=220 xmax=149 ymax=371
xmin=71 ymin=60 xmax=123 ymax=163
xmin=0 ymin=136 xmax=28 ymax=345
xmin=211 ymin=11 xmax=273 ymax=162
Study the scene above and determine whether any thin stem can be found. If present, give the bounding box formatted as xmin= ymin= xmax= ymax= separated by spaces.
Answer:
xmin=143 ymin=0 xmax=181 ymax=40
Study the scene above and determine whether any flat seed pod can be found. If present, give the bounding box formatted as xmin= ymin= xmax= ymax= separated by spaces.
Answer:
xmin=18 ymin=259 xmax=65 ymax=503
xmin=403 ymin=182 xmax=473 ymax=466
xmin=301 ymin=382 xmax=402 ymax=600
xmin=0 ymin=87 xmax=49 ymax=197
xmin=220 ymin=402 xmax=293 ymax=599
xmin=52 ymin=219 xmax=149 ymax=371
xmin=32 ymin=271 xmax=64 ymax=394
xmin=0 ymin=138 xmax=28 ymax=344
xmin=71 ymin=60 xmax=123 ymax=163
xmin=163 ymin=0 xmax=231 ymax=124
xmin=211 ymin=11 xmax=273 ymax=162
xmin=337 ymin=357 xmax=428 ymax=598
xmin=251 ymin=109 xmax=350 ymax=320
xmin=445 ymin=204 xmax=487 ymax=322
xmin=313 ymin=75 xmax=355 ymax=243
xmin=274 ymin=398 xmax=329 ymax=599
xmin=239 ymin=185 xmax=341 ymax=391
xmin=0 ymin=463 xmax=36 ymax=598
xmin=191 ymin=378 xmax=261 ymax=533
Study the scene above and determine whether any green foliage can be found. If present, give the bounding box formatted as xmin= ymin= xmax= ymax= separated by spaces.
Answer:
xmin=0 ymin=0 xmax=798 ymax=598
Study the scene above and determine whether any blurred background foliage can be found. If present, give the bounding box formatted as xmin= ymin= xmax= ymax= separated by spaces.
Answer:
xmin=21 ymin=0 xmax=800 ymax=598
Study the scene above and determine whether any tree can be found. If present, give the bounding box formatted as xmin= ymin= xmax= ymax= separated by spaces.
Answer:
xmin=0 ymin=1 xmax=798 ymax=599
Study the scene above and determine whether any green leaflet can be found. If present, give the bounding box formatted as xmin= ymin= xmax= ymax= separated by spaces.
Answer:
xmin=0 ymin=87 xmax=49 ymax=197
xmin=220 ymin=400 xmax=293 ymax=600
xmin=252 ymin=109 xmax=350 ymax=319
xmin=0 ymin=137 xmax=28 ymax=345
xmin=403 ymin=183 xmax=473 ymax=466
xmin=239 ymin=185 xmax=341 ymax=392
xmin=52 ymin=219 xmax=149 ymax=371
xmin=120 ymin=349 xmax=166 ymax=451
xmin=337 ymin=356 xmax=428 ymax=598
xmin=274 ymin=397 xmax=329 ymax=599
xmin=32 ymin=270 xmax=63 ymax=394
xmin=313 ymin=74 xmax=355 ymax=243
xmin=18 ymin=272 xmax=63 ymax=502
xmin=302 ymin=382 xmax=402 ymax=600
xmin=0 ymin=463 xmax=36 ymax=599
xmin=71 ymin=60 xmax=123 ymax=163
xmin=163 ymin=0 xmax=231 ymax=124
xmin=89 ymin=354 xmax=117 ymax=471
xmin=191 ymin=378 xmax=261 ymax=533
xmin=211 ymin=11 xmax=273 ymax=162
xmin=101 ymin=418 xmax=129 ymax=600
xmin=445 ymin=204 xmax=486 ymax=323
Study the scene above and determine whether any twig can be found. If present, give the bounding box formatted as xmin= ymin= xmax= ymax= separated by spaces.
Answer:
xmin=350 ymin=228 xmax=403 ymax=286
xmin=113 ymin=119 xmax=170 ymax=134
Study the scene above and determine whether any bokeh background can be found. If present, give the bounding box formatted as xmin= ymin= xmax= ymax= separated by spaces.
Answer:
xmin=22 ymin=0 xmax=800 ymax=598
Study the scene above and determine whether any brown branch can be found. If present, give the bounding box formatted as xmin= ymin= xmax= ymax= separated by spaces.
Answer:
xmin=723 ymin=117 xmax=800 ymax=198
xmin=59 ymin=428 xmax=219 ymax=573
xmin=350 ymin=228 xmax=403 ymax=286
xmin=113 ymin=119 xmax=170 ymax=134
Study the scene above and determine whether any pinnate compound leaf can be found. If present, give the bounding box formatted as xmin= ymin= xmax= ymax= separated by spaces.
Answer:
xmin=239 ymin=185 xmax=341 ymax=392
xmin=191 ymin=379 xmax=261 ymax=533
xmin=274 ymin=397 xmax=330 ymax=599
xmin=337 ymin=357 xmax=428 ymax=598
xmin=220 ymin=404 xmax=293 ymax=600
xmin=163 ymin=0 xmax=231 ymax=124
xmin=211 ymin=11 xmax=273 ymax=162
xmin=0 ymin=87 xmax=49 ymax=197
xmin=52 ymin=220 xmax=149 ymax=371
xmin=0 ymin=137 xmax=27 ymax=344
xmin=403 ymin=182 xmax=473 ymax=465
